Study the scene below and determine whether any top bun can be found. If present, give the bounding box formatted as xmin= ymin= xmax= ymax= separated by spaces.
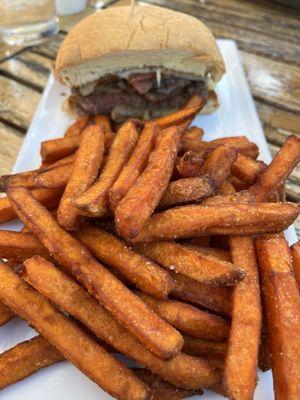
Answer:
xmin=55 ymin=5 xmax=225 ymax=88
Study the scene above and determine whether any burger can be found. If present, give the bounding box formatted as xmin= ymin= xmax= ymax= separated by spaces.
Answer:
xmin=55 ymin=5 xmax=225 ymax=122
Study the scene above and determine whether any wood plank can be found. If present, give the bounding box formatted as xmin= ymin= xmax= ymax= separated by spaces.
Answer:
xmin=0 ymin=75 xmax=40 ymax=131
xmin=0 ymin=122 xmax=23 ymax=174
xmin=0 ymin=51 xmax=53 ymax=90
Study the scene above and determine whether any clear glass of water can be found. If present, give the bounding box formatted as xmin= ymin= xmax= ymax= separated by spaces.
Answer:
xmin=0 ymin=0 xmax=58 ymax=46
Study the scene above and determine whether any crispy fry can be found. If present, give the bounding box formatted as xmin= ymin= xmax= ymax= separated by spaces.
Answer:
xmin=132 ymin=203 xmax=299 ymax=243
xmin=115 ymin=126 xmax=180 ymax=239
xmin=74 ymin=121 xmax=139 ymax=217
xmin=201 ymin=190 xmax=255 ymax=206
xmin=23 ymin=256 xmax=221 ymax=389
xmin=0 ymin=230 xmax=52 ymax=263
xmin=41 ymin=153 xmax=76 ymax=169
xmin=256 ymin=235 xmax=300 ymax=399
xmin=182 ymin=335 xmax=227 ymax=358
xmin=218 ymin=180 xmax=236 ymax=195
xmin=0 ymin=261 xmax=149 ymax=400
xmin=133 ymin=369 xmax=202 ymax=400
xmin=135 ymin=241 xmax=244 ymax=286
xmin=183 ymin=244 xmax=231 ymax=262
xmin=228 ymin=175 xmax=250 ymax=191
xmin=34 ymin=162 xmax=73 ymax=189
xmin=154 ymin=96 xmax=206 ymax=129
xmin=290 ymin=241 xmax=300 ymax=289
xmin=136 ymin=292 xmax=230 ymax=340
xmin=0 ymin=300 xmax=14 ymax=326
xmin=250 ymin=135 xmax=300 ymax=201
xmin=94 ymin=114 xmax=114 ymax=150
xmin=0 ymin=170 xmax=38 ymax=191
xmin=8 ymin=187 xmax=183 ymax=360
xmin=182 ymin=136 xmax=259 ymax=159
xmin=0 ymin=188 xmax=62 ymax=224
xmin=75 ymin=225 xmax=174 ymax=298
xmin=202 ymin=145 xmax=237 ymax=188
xmin=109 ymin=122 xmax=159 ymax=210
xmin=170 ymin=272 xmax=232 ymax=316
xmin=0 ymin=335 xmax=64 ymax=389
xmin=158 ymin=176 xmax=216 ymax=208
xmin=40 ymin=136 xmax=79 ymax=163
xmin=223 ymin=236 xmax=261 ymax=400
xmin=175 ymin=151 xmax=204 ymax=178
xmin=64 ymin=115 xmax=90 ymax=137
xmin=182 ymin=127 xmax=204 ymax=141
xmin=57 ymin=125 xmax=105 ymax=230
xmin=231 ymin=153 xmax=266 ymax=184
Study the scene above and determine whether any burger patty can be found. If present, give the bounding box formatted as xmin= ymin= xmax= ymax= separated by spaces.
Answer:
xmin=70 ymin=73 xmax=208 ymax=118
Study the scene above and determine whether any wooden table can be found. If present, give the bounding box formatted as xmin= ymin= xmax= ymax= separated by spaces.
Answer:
xmin=0 ymin=0 xmax=299 ymax=235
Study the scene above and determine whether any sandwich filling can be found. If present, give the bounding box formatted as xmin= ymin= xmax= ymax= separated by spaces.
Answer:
xmin=69 ymin=70 xmax=212 ymax=122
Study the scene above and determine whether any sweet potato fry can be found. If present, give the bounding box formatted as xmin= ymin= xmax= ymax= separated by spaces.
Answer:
xmin=182 ymin=335 xmax=227 ymax=358
xmin=57 ymin=125 xmax=105 ymax=230
xmin=41 ymin=153 xmax=76 ymax=169
xmin=115 ymin=126 xmax=180 ymax=239
xmin=0 ymin=335 xmax=64 ymax=389
xmin=40 ymin=136 xmax=79 ymax=163
xmin=75 ymin=225 xmax=174 ymax=298
xmin=202 ymin=145 xmax=237 ymax=188
xmin=175 ymin=151 xmax=204 ymax=178
xmin=94 ymin=114 xmax=114 ymax=150
xmin=133 ymin=369 xmax=202 ymax=400
xmin=228 ymin=175 xmax=250 ymax=191
xmin=222 ymin=236 xmax=261 ymax=400
xmin=183 ymin=244 xmax=231 ymax=262
xmin=0 ymin=261 xmax=149 ymax=400
xmin=135 ymin=241 xmax=244 ymax=286
xmin=182 ymin=127 xmax=204 ymax=141
xmin=132 ymin=203 xmax=299 ymax=243
xmin=34 ymin=162 xmax=73 ymax=189
xmin=0 ymin=300 xmax=14 ymax=326
xmin=0 ymin=170 xmax=38 ymax=191
xmin=8 ymin=187 xmax=183 ymax=360
xmin=74 ymin=120 xmax=139 ymax=217
xmin=256 ymin=235 xmax=300 ymax=399
xmin=0 ymin=230 xmax=51 ymax=263
xmin=154 ymin=96 xmax=206 ymax=129
xmin=158 ymin=176 xmax=216 ymax=208
xmin=218 ymin=180 xmax=236 ymax=195
xmin=231 ymin=153 xmax=266 ymax=184
xmin=109 ymin=122 xmax=159 ymax=210
xmin=250 ymin=135 xmax=300 ymax=201
xmin=290 ymin=241 xmax=300 ymax=289
xmin=182 ymin=136 xmax=259 ymax=159
xmin=170 ymin=272 xmax=232 ymax=316
xmin=201 ymin=190 xmax=255 ymax=206
xmin=136 ymin=292 xmax=230 ymax=340
xmin=23 ymin=256 xmax=221 ymax=389
xmin=0 ymin=188 xmax=62 ymax=224
xmin=64 ymin=115 xmax=90 ymax=137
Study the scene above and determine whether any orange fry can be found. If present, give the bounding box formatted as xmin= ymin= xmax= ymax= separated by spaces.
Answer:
xmin=290 ymin=241 xmax=300 ymax=289
xmin=250 ymin=135 xmax=300 ymax=201
xmin=0 ymin=261 xmax=149 ymax=400
xmin=231 ymin=153 xmax=266 ymax=184
xmin=135 ymin=241 xmax=244 ymax=286
xmin=75 ymin=225 xmax=174 ymax=298
xmin=136 ymin=292 xmax=230 ymax=340
xmin=182 ymin=335 xmax=227 ymax=358
xmin=109 ymin=122 xmax=159 ymax=210
xmin=34 ymin=162 xmax=73 ymax=189
xmin=0 ymin=300 xmax=14 ymax=327
xmin=158 ymin=176 xmax=216 ymax=208
xmin=201 ymin=190 xmax=255 ymax=206
xmin=64 ymin=115 xmax=90 ymax=137
xmin=0 ymin=170 xmax=38 ymax=191
xmin=8 ymin=187 xmax=183 ymax=360
xmin=223 ymin=236 xmax=261 ymax=400
xmin=0 ymin=335 xmax=64 ymax=389
xmin=57 ymin=125 xmax=105 ymax=230
xmin=132 ymin=203 xmax=299 ymax=243
xmin=115 ymin=126 xmax=180 ymax=239
xmin=94 ymin=114 xmax=114 ymax=150
xmin=40 ymin=136 xmax=79 ymax=163
xmin=175 ymin=151 xmax=204 ymax=178
xmin=183 ymin=244 xmax=231 ymax=262
xmin=74 ymin=120 xmax=139 ymax=217
xmin=256 ymin=234 xmax=300 ymax=399
xmin=182 ymin=127 xmax=204 ymax=141
xmin=23 ymin=256 xmax=221 ymax=389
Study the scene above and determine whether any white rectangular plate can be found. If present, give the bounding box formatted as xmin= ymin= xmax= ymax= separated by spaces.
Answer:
xmin=0 ymin=39 xmax=297 ymax=400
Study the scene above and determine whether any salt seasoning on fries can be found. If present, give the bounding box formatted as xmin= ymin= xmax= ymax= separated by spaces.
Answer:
xmin=175 ymin=151 xmax=204 ymax=178
xmin=0 ymin=261 xmax=150 ymax=400
xmin=34 ymin=162 xmax=73 ymax=189
xmin=256 ymin=235 xmax=300 ymax=399
xmin=74 ymin=120 xmax=139 ymax=217
xmin=57 ymin=125 xmax=105 ymax=230
xmin=40 ymin=136 xmax=79 ymax=163
xmin=8 ymin=187 xmax=183 ymax=360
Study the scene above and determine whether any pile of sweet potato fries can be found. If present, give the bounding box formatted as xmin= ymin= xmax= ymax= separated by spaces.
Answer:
xmin=0 ymin=96 xmax=299 ymax=400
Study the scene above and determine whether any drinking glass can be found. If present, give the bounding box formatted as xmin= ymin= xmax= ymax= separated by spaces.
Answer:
xmin=0 ymin=0 xmax=58 ymax=46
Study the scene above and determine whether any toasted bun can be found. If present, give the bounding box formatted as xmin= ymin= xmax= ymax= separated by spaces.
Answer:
xmin=55 ymin=5 xmax=225 ymax=88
